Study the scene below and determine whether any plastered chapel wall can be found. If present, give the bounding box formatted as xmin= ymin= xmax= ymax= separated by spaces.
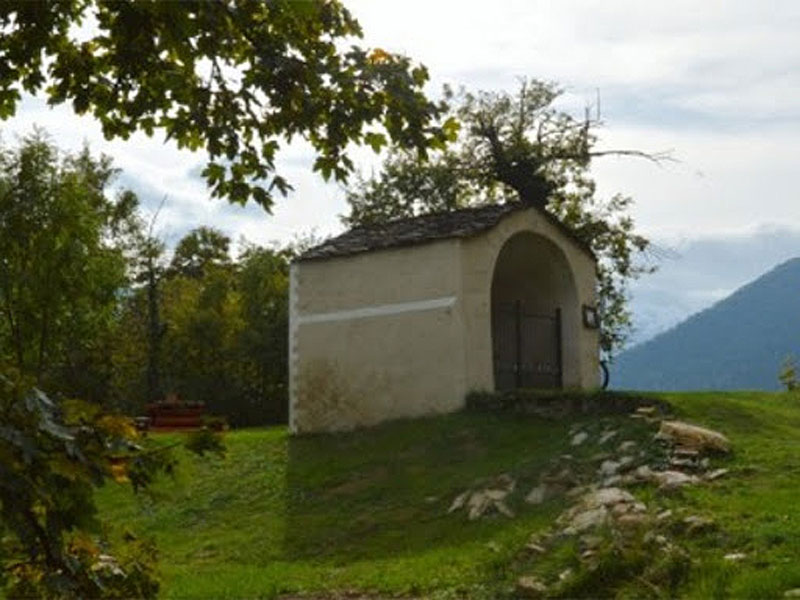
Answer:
xmin=289 ymin=239 xmax=467 ymax=433
xmin=289 ymin=207 xmax=599 ymax=433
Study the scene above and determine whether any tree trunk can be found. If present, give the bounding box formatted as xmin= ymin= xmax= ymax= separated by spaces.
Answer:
xmin=146 ymin=260 xmax=162 ymax=404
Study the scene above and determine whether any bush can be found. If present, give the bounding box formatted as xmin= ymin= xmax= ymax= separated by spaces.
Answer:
xmin=779 ymin=354 xmax=798 ymax=391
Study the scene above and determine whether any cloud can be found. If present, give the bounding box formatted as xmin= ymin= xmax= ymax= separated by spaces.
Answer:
xmin=628 ymin=225 xmax=800 ymax=345
xmin=6 ymin=2 xmax=800 ymax=339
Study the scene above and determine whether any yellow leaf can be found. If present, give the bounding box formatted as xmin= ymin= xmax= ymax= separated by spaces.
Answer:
xmin=368 ymin=48 xmax=392 ymax=64
xmin=69 ymin=532 xmax=99 ymax=557
xmin=98 ymin=415 xmax=139 ymax=440
xmin=110 ymin=461 xmax=130 ymax=483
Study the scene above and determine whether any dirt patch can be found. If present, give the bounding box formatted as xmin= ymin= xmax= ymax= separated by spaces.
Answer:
xmin=325 ymin=466 xmax=390 ymax=497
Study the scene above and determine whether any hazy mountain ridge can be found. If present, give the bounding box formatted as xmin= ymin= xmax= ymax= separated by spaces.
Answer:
xmin=613 ymin=257 xmax=800 ymax=391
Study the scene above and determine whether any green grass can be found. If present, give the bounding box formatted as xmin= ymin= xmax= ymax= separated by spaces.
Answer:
xmin=96 ymin=391 xmax=800 ymax=598
xmin=661 ymin=391 xmax=800 ymax=599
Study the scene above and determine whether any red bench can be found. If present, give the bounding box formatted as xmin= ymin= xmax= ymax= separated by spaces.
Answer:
xmin=142 ymin=401 xmax=206 ymax=431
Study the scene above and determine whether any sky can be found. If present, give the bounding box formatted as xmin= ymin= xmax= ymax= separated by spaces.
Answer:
xmin=5 ymin=1 xmax=800 ymax=347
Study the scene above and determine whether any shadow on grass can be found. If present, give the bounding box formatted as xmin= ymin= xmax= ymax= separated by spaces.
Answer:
xmin=281 ymin=411 xmax=572 ymax=562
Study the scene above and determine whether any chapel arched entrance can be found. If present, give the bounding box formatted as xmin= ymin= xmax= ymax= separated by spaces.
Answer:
xmin=491 ymin=231 xmax=579 ymax=390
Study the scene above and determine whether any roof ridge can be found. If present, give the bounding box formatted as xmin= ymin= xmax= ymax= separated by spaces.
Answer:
xmin=298 ymin=201 xmax=594 ymax=262
xmin=346 ymin=201 xmax=519 ymax=231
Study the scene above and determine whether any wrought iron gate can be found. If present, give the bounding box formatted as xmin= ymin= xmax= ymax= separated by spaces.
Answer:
xmin=493 ymin=301 xmax=563 ymax=390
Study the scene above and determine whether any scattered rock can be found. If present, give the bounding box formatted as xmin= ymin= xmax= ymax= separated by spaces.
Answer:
xmin=683 ymin=515 xmax=715 ymax=535
xmin=784 ymin=589 xmax=800 ymax=598
xmin=543 ymin=467 xmax=576 ymax=486
xmin=580 ymin=534 xmax=603 ymax=549
xmin=706 ymin=468 xmax=730 ymax=481
xmin=513 ymin=414 xmax=733 ymax=583
xmin=610 ymin=502 xmax=634 ymax=517
xmin=657 ymin=534 xmax=669 ymax=545
xmin=616 ymin=512 xmax=650 ymax=530
xmin=448 ymin=491 xmax=468 ymax=513
xmin=449 ymin=474 xmax=517 ymax=520
xmin=560 ymin=486 xmax=647 ymax=535
xmin=495 ymin=499 xmax=515 ymax=518
xmin=598 ymin=430 xmax=618 ymax=445
xmin=673 ymin=447 xmax=700 ymax=458
xmin=516 ymin=575 xmax=547 ymax=598
xmin=558 ymin=568 xmax=573 ymax=581
xmin=654 ymin=470 xmax=699 ymax=491
xmin=617 ymin=455 xmax=636 ymax=470
xmin=564 ymin=506 xmax=608 ymax=535
xmin=466 ymin=490 xmax=515 ymax=520
xmin=485 ymin=488 xmax=510 ymax=501
xmin=669 ymin=458 xmax=697 ymax=469
xmin=571 ymin=431 xmax=589 ymax=446
xmin=525 ymin=484 xmax=549 ymax=505
xmin=525 ymin=541 xmax=547 ymax=554
xmin=467 ymin=491 xmax=492 ymax=520
xmin=566 ymin=484 xmax=593 ymax=499
xmin=599 ymin=459 xmax=621 ymax=477
xmin=584 ymin=487 xmax=636 ymax=508
xmin=611 ymin=501 xmax=646 ymax=517
xmin=656 ymin=421 xmax=731 ymax=454
xmin=724 ymin=552 xmax=746 ymax=561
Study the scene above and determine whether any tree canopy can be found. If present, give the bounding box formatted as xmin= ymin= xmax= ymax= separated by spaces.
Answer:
xmin=0 ymin=130 xmax=292 ymax=422
xmin=169 ymin=226 xmax=232 ymax=279
xmin=346 ymin=80 xmax=659 ymax=356
xmin=0 ymin=130 xmax=133 ymax=398
xmin=0 ymin=0 xmax=456 ymax=209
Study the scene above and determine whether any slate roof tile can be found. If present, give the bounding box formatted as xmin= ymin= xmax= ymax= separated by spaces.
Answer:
xmin=297 ymin=202 xmax=594 ymax=261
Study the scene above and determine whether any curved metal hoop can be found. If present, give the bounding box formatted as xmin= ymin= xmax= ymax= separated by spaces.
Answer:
xmin=600 ymin=360 xmax=610 ymax=390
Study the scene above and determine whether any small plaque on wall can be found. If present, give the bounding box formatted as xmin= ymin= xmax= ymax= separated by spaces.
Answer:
xmin=582 ymin=304 xmax=600 ymax=329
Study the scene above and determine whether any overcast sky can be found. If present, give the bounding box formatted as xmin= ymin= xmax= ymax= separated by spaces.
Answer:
xmin=6 ymin=1 xmax=800 ymax=346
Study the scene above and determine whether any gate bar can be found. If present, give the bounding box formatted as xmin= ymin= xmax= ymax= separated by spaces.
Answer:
xmin=555 ymin=307 xmax=563 ymax=388
xmin=515 ymin=299 xmax=522 ymax=389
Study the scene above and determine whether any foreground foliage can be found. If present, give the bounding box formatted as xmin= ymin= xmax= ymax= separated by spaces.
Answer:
xmin=0 ymin=0 xmax=452 ymax=209
xmin=0 ymin=369 xmax=224 ymax=598
xmin=96 ymin=391 xmax=800 ymax=598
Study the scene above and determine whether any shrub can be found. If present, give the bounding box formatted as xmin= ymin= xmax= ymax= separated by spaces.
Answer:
xmin=779 ymin=354 xmax=798 ymax=391
xmin=464 ymin=389 xmax=666 ymax=418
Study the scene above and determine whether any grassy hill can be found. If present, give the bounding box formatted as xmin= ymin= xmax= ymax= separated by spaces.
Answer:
xmin=98 ymin=392 xmax=800 ymax=598
xmin=613 ymin=257 xmax=800 ymax=391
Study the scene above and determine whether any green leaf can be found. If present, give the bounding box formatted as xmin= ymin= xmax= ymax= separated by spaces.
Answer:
xmin=364 ymin=132 xmax=387 ymax=153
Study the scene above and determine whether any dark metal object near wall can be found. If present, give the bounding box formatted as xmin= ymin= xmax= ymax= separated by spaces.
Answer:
xmin=493 ymin=301 xmax=563 ymax=390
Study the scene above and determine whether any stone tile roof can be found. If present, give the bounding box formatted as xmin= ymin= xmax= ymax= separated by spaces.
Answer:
xmin=297 ymin=202 xmax=594 ymax=262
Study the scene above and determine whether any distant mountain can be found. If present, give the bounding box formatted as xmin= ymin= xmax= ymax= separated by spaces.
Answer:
xmin=612 ymin=257 xmax=800 ymax=391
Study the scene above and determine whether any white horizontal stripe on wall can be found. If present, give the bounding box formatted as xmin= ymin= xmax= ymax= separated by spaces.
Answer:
xmin=296 ymin=296 xmax=457 ymax=325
